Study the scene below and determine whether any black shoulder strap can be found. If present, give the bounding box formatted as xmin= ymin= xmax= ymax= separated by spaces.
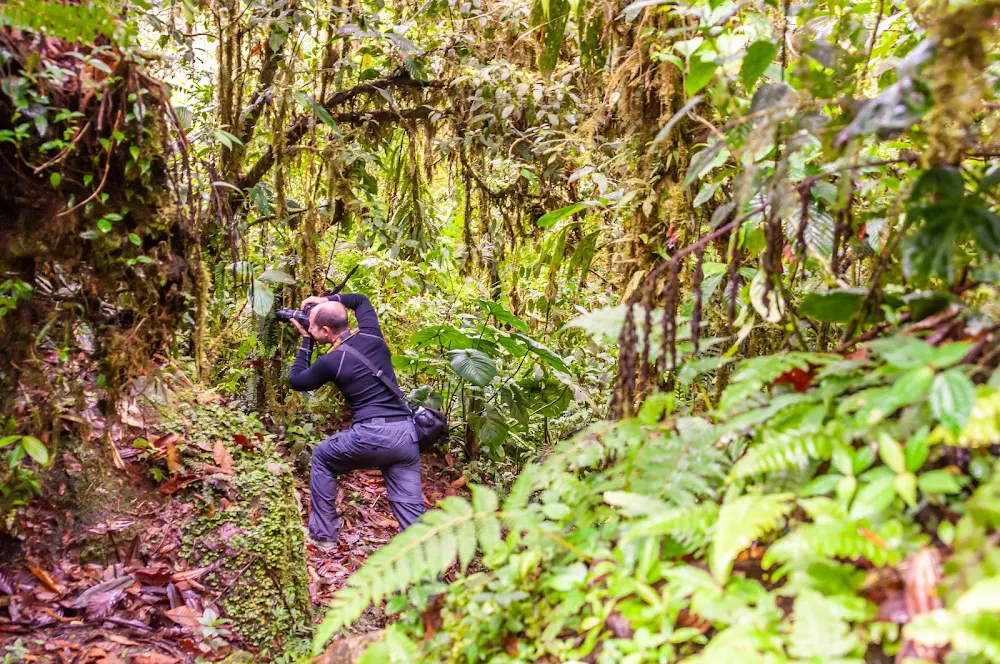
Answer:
xmin=336 ymin=343 xmax=410 ymax=408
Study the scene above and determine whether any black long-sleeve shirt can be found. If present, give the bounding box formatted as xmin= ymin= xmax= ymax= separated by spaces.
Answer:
xmin=289 ymin=293 xmax=411 ymax=422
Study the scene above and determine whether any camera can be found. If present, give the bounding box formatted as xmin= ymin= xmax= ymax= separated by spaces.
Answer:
xmin=275 ymin=305 xmax=313 ymax=328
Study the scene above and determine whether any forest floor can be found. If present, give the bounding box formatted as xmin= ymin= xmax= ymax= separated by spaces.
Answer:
xmin=0 ymin=382 xmax=469 ymax=663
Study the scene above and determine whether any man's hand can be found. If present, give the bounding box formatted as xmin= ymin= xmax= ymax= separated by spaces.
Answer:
xmin=290 ymin=319 xmax=310 ymax=338
xmin=301 ymin=295 xmax=330 ymax=308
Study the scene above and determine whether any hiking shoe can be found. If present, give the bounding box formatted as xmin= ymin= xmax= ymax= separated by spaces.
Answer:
xmin=307 ymin=535 xmax=338 ymax=552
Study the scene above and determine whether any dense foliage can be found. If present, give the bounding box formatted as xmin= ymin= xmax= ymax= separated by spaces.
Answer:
xmin=1 ymin=0 xmax=999 ymax=660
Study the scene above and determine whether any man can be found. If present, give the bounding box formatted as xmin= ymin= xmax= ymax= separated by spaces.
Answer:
xmin=289 ymin=292 xmax=425 ymax=549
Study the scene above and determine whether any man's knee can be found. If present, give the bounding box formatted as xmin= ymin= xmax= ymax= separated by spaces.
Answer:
xmin=311 ymin=435 xmax=342 ymax=469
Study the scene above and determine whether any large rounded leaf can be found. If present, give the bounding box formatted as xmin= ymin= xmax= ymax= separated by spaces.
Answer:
xmin=798 ymin=288 xmax=865 ymax=323
xmin=448 ymin=349 xmax=497 ymax=386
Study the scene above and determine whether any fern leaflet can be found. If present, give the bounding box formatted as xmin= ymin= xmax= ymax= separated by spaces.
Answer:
xmin=728 ymin=431 xmax=833 ymax=481
xmin=710 ymin=492 xmax=794 ymax=582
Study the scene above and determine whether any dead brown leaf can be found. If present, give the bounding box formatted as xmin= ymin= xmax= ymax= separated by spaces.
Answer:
xmin=107 ymin=634 xmax=138 ymax=646
xmin=27 ymin=566 xmax=65 ymax=595
xmin=132 ymin=654 xmax=179 ymax=664
xmin=213 ymin=440 xmax=234 ymax=475
xmin=450 ymin=476 xmax=467 ymax=489
xmin=163 ymin=605 xmax=202 ymax=629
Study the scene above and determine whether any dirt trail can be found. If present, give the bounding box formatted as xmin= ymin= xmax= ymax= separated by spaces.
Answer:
xmin=0 ymin=387 xmax=467 ymax=662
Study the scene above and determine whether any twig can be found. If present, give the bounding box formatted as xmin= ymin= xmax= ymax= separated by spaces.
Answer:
xmin=32 ymin=122 xmax=91 ymax=174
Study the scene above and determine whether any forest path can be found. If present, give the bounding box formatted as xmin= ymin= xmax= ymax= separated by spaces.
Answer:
xmin=302 ymin=451 xmax=469 ymax=614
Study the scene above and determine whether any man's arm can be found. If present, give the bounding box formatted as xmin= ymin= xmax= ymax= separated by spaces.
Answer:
xmin=289 ymin=338 xmax=337 ymax=391
xmin=328 ymin=292 xmax=382 ymax=337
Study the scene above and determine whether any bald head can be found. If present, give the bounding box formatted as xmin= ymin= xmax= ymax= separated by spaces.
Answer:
xmin=310 ymin=301 xmax=349 ymax=335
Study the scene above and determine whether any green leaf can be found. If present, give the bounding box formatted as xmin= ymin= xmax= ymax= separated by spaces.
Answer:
xmin=448 ymin=349 xmax=497 ymax=386
xmin=410 ymin=325 xmax=476 ymax=350
xmin=475 ymin=299 xmax=528 ymax=332
xmin=97 ymin=218 xmax=113 ymax=233
xmin=513 ymin=333 xmax=569 ymax=373
xmin=128 ymin=233 xmax=142 ymax=246
xmin=798 ymin=288 xmax=866 ymax=323
xmin=473 ymin=405 xmax=509 ymax=447
xmin=686 ymin=54 xmax=718 ymax=96
xmin=0 ymin=436 xmax=20 ymax=448
xmin=895 ymin=472 xmax=917 ymax=508
xmin=878 ymin=434 xmax=905 ymax=474
xmin=249 ymin=280 xmax=275 ymax=316
xmin=711 ymin=493 xmax=793 ymax=582
xmin=537 ymin=202 xmax=587 ymax=229
xmin=904 ymin=429 xmax=930 ymax=472
xmin=849 ymin=474 xmax=896 ymax=521
xmin=955 ymin=577 xmax=1000 ymax=614
xmin=20 ymin=436 xmax=49 ymax=465
xmin=917 ymin=469 xmax=963 ymax=495
xmin=258 ymin=268 xmax=296 ymax=285
xmin=930 ymin=368 xmax=976 ymax=435
xmin=741 ymin=41 xmax=777 ymax=91
xmin=49 ymin=172 xmax=61 ymax=188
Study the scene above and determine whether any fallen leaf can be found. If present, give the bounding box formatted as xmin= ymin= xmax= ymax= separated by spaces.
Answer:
xmin=158 ymin=473 xmax=198 ymax=495
xmin=165 ymin=436 xmax=181 ymax=475
xmin=74 ymin=575 xmax=135 ymax=609
xmin=164 ymin=605 xmax=202 ymax=628
xmin=0 ymin=566 xmax=14 ymax=594
xmin=213 ymin=439 xmax=235 ymax=475
xmin=134 ymin=568 xmax=172 ymax=586
xmin=107 ymin=634 xmax=139 ymax=646
xmin=87 ymin=588 xmax=126 ymax=619
xmin=450 ymin=476 xmax=467 ymax=489
xmin=27 ymin=566 xmax=65 ymax=595
xmin=132 ymin=654 xmax=179 ymax=664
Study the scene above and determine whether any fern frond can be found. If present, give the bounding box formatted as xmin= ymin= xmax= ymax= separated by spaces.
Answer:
xmin=624 ymin=501 xmax=720 ymax=548
xmin=0 ymin=0 xmax=127 ymax=44
xmin=720 ymin=352 xmax=837 ymax=413
xmin=728 ymin=431 xmax=833 ymax=481
xmin=907 ymin=610 xmax=1000 ymax=662
xmin=763 ymin=520 xmax=901 ymax=569
xmin=710 ymin=493 xmax=794 ymax=583
xmin=312 ymin=487 xmax=502 ymax=653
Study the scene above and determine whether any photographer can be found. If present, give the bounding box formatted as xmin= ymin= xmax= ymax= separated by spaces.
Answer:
xmin=288 ymin=292 xmax=424 ymax=550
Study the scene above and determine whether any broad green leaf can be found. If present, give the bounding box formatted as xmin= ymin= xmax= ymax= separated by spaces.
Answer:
xmin=849 ymin=474 xmax=896 ymax=521
xmin=513 ymin=333 xmax=569 ymax=373
xmin=448 ymin=349 xmax=497 ymax=386
xmin=686 ymin=54 xmax=718 ymax=96
xmin=475 ymin=299 xmax=528 ymax=332
xmin=411 ymin=324 xmax=476 ymax=350
xmin=878 ymin=434 xmax=905 ymax=474
xmin=0 ymin=436 xmax=20 ymax=448
xmin=249 ymin=280 xmax=275 ymax=316
xmin=258 ymin=268 xmax=296 ymax=285
xmin=954 ymin=577 xmax=1000 ymax=614
xmin=917 ymin=469 xmax=963 ymax=495
xmin=895 ymin=472 xmax=917 ymax=508
xmin=904 ymin=428 xmax=931 ymax=472
xmin=537 ymin=202 xmax=588 ymax=228
xmin=930 ymin=368 xmax=976 ymax=435
xmin=798 ymin=288 xmax=866 ymax=323
xmin=21 ymin=436 xmax=49 ymax=465
xmin=473 ymin=405 xmax=508 ymax=446
xmin=741 ymin=41 xmax=777 ymax=89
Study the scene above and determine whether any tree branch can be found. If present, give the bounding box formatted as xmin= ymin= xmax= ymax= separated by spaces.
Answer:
xmin=237 ymin=25 xmax=288 ymax=147
xmin=237 ymin=75 xmax=446 ymax=191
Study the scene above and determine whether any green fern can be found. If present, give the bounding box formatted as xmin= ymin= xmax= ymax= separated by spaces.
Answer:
xmin=728 ymin=431 xmax=834 ymax=481
xmin=312 ymin=485 xmax=504 ymax=653
xmin=710 ymin=492 xmax=794 ymax=582
xmin=719 ymin=352 xmax=837 ymax=413
xmin=0 ymin=0 xmax=128 ymax=44
xmin=906 ymin=610 xmax=1000 ymax=662
xmin=763 ymin=520 xmax=901 ymax=569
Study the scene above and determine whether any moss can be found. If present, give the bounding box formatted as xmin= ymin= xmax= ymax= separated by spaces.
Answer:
xmin=166 ymin=396 xmax=312 ymax=655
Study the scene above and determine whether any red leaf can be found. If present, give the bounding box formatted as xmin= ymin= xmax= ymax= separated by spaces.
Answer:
xmin=773 ymin=367 xmax=815 ymax=392
xmin=134 ymin=568 xmax=172 ymax=586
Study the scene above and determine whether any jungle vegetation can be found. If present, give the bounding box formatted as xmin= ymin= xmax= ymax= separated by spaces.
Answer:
xmin=1 ymin=0 xmax=999 ymax=661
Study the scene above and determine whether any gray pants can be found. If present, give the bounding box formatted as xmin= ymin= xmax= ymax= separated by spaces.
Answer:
xmin=308 ymin=418 xmax=425 ymax=543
